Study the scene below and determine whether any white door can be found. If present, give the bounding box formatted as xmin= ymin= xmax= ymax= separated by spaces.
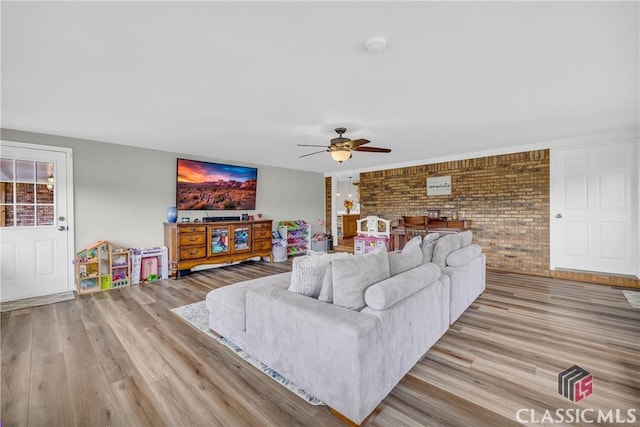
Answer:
xmin=0 ymin=142 xmax=74 ymax=301
xmin=550 ymin=141 xmax=638 ymax=276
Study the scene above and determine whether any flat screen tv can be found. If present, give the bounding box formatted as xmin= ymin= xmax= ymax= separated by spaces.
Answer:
xmin=176 ymin=158 xmax=257 ymax=210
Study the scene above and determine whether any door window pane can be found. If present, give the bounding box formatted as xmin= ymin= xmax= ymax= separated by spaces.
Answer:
xmin=37 ymin=205 xmax=55 ymax=226
xmin=16 ymin=160 xmax=34 ymax=182
xmin=16 ymin=205 xmax=35 ymax=226
xmin=1 ymin=182 xmax=13 ymax=203
xmin=16 ymin=183 xmax=35 ymax=204
xmin=36 ymin=184 xmax=54 ymax=204
xmin=36 ymin=162 xmax=54 ymax=183
xmin=1 ymin=206 xmax=14 ymax=227
xmin=0 ymin=158 xmax=14 ymax=180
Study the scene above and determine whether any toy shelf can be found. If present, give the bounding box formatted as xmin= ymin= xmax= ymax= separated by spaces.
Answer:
xmin=75 ymin=241 xmax=131 ymax=295
xmin=278 ymin=220 xmax=310 ymax=256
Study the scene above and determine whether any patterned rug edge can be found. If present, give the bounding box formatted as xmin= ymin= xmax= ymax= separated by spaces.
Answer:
xmin=171 ymin=300 xmax=324 ymax=406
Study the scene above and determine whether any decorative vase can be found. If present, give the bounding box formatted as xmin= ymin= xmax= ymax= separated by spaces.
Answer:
xmin=346 ymin=209 xmax=351 ymax=214
xmin=167 ymin=206 xmax=178 ymax=223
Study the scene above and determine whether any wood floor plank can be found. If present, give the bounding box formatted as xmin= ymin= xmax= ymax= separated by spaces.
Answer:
xmin=109 ymin=374 xmax=169 ymax=427
xmin=30 ymin=303 xmax=61 ymax=360
xmin=147 ymin=373 xmax=226 ymax=426
xmin=1 ymin=264 xmax=638 ymax=427
xmin=1 ymin=350 xmax=31 ymax=427
xmin=2 ymin=310 xmax=32 ymax=356
xmin=66 ymin=363 xmax=122 ymax=426
xmin=85 ymin=323 xmax=138 ymax=384
xmin=27 ymin=352 xmax=76 ymax=426
xmin=94 ymin=297 xmax=174 ymax=384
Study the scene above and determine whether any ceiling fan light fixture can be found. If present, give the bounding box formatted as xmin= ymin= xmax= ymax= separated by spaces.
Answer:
xmin=331 ymin=149 xmax=352 ymax=163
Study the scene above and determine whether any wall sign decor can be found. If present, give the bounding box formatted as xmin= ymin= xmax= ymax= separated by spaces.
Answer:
xmin=427 ymin=176 xmax=452 ymax=196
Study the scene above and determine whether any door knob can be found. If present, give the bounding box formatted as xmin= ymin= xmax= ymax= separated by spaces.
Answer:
xmin=555 ymin=213 xmax=563 ymax=218
xmin=58 ymin=225 xmax=68 ymax=231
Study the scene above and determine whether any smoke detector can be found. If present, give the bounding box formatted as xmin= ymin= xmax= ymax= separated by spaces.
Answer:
xmin=364 ymin=36 xmax=387 ymax=52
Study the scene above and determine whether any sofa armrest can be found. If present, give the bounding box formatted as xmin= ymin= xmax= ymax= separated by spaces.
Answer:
xmin=245 ymin=285 xmax=382 ymax=424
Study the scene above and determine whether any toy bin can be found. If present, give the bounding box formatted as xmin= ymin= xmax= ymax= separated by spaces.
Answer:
xmin=272 ymin=238 xmax=287 ymax=262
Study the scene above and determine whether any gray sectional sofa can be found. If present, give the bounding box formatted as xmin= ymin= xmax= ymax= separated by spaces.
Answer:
xmin=206 ymin=231 xmax=485 ymax=425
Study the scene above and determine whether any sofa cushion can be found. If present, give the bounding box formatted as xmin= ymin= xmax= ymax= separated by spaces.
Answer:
xmin=206 ymin=272 xmax=292 ymax=333
xmin=288 ymin=252 xmax=350 ymax=298
xmin=431 ymin=233 xmax=462 ymax=268
xmin=364 ymin=263 xmax=441 ymax=310
xmin=446 ymin=244 xmax=482 ymax=267
xmin=332 ymin=247 xmax=390 ymax=310
xmin=459 ymin=230 xmax=473 ymax=247
xmin=388 ymin=243 xmax=423 ymax=276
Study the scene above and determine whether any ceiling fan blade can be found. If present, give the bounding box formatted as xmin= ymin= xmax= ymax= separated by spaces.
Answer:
xmin=297 ymin=144 xmax=330 ymax=148
xmin=345 ymin=139 xmax=370 ymax=149
xmin=298 ymin=150 xmax=327 ymax=158
xmin=355 ymin=146 xmax=392 ymax=153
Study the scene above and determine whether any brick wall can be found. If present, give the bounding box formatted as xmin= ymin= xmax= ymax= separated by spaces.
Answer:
xmin=325 ymin=149 xmax=639 ymax=287
xmin=359 ymin=150 xmax=550 ymax=275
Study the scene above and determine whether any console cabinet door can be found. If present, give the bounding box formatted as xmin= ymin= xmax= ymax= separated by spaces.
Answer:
xmin=209 ymin=226 xmax=230 ymax=256
xmin=231 ymin=225 xmax=252 ymax=253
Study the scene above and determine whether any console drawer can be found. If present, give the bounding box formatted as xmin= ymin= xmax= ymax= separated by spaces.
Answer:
xmin=253 ymin=240 xmax=272 ymax=251
xmin=254 ymin=229 xmax=271 ymax=240
xmin=179 ymin=246 xmax=207 ymax=260
xmin=179 ymin=225 xmax=206 ymax=233
xmin=179 ymin=232 xmax=206 ymax=246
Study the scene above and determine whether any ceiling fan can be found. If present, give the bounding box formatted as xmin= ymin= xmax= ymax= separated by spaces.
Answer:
xmin=298 ymin=127 xmax=392 ymax=163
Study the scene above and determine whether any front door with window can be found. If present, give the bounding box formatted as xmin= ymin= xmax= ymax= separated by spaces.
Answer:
xmin=0 ymin=142 xmax=73 ymax=301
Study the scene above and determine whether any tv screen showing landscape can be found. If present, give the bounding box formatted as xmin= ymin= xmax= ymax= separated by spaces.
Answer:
xmin=176 ymin=158 xmax=257 ymax=210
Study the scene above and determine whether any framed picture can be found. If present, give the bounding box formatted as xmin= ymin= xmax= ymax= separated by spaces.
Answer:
xmin=427 ymin=210 xmax=439 ymax=220
xmin=427 ymin=176 xmax=452 ymax=196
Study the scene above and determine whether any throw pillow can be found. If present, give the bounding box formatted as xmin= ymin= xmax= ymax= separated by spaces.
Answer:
xmin=459 ymin=230 xmax=473 ymax=247
xmin=331 ymin=247 xmax=391 ymax=310
xmin=424 ymin=232 xmax=439 ymax=244
xmin=288 ymin=252 xmax=349 ymax=298
xmin=422 ymin=237 xmax=439 ymax=264
xmin=388 ymin=243 xmax=423 ymax=276
xmin=431 ymin=233 xmax=462 ymax=268
xmin=404 ymin=235 xmax=422 ymax=250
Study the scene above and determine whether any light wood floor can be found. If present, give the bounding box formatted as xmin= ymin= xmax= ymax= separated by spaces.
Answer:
xmin=2 ymin=262 xmax=639 ymax=426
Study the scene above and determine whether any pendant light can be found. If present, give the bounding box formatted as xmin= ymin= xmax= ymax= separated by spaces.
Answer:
xmin=348 ymin=176 xmax=352 ymax=198
xmin=336 ymin=179 xmax=341 ymax=197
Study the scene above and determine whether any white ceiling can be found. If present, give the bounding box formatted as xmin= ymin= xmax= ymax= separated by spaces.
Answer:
xmin=2 ymin=1 xmax=638 ymax=175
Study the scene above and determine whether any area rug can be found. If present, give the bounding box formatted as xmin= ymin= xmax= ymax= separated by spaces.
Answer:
xmin=623 ymin=290 xmax=640 ymax=309
xmin=171 ymin=301 xmax=324 ymax=405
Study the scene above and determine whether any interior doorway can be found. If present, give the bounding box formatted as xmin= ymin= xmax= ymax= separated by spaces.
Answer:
xmin=331 ymin=175 xmax=359 ymax=250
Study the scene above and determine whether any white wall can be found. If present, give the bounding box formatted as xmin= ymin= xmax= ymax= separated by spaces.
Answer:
xmin=1 ymin=129 xmax=325 ymax=250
